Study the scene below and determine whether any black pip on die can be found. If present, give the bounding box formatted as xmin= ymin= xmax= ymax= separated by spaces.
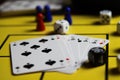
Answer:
xmin=54 ymin=19 xmax=69 ymax=34
xmin=100 ymin=10 xmax=112 ymax=24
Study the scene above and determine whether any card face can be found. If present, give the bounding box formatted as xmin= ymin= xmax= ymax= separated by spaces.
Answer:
xmin=10 ymin=36 xmax=71 ymax=74
xmin=83 ymin=37 xmax=109 ymax=61
xmin=70 ymin=35 xmax=90 ymax=64
xmin=10 ymin=34 xmax=109 ymax=74
xmin=72 ymin=35 xmax=109 ymax=63
xmin=65 ymin=35 xmax=81 ymax=68
xmin=89 ymin=37 xmax=109 ymax=47
xmin=46 ymin=35 xmax=77 ymax=74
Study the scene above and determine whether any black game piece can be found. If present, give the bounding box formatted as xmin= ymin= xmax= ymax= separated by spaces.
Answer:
xmin=64 ymin=7 xmax=72 ymax=25
xmin=88 ymin=47 xmax=106 ymax=66
xmin=44 ymin=5 xmax=52 ymax=22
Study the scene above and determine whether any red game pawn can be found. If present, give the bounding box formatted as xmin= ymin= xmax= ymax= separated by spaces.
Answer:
xmin=37 ymin=13 xmax=45 ymax=31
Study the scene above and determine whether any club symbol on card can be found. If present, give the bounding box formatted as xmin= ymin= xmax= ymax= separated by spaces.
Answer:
xmin=23 ymin=63 xmax=34 ymax=69
xmin=45 ymin=60 xmax=56 ymax=66
xmin=20 ymin=42 xmax=29 ymax=46
xmin=42 ymin=48 xmax=52 ymax=53
xmin=78 ymin=39 xmax=82 ymax=42
xmin=13 ymin=43 xmax=17 ymax=46
xmin=39 ymin=39 xmax=48 ymax=43
xmin=21 ymin=51 xmax=31 ymax=56
xmin=30 ymin=45 xmax=40 ymax=49
xmin=92 ymin=40 xmax=97 ymax=44
xmin=74 ymin=62 xmax=78 ymax=67
xmin=59 ymin=60 xmax=64 ymax=63
xmin=59 ymin=60 xmax=64 ymax=65
xmin=15 ymin=66 xmax=20 ymax=72
xmin=51 ymin=38 xmax=55 ymax=40
xmin=83 ymin=38 xmax=88 ymax=42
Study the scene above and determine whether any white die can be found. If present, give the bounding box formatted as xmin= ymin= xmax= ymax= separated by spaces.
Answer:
xmin=54 ymin=20 xmax=69 ymax=34
xmin=100 ymin=10 xmax=112 ymax=24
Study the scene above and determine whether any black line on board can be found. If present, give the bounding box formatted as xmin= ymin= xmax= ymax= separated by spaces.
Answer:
xmin=76 ymin=33 xmax=107 ymax=35
xmin=105 ymin=34 xmax=109 ymax=80
xmin=10 ymin=34 xmax=45 ymax=36
xmin=0 ymin=56 xmax=10 ymax=57
xmin=0 ymin=35 xmax=9 ymax=49
xmin=0 ymin=24 xmax=54 ymax=26
xmin=108 ymin=56 xmax=117 ymax=57
xmin=40 ymin=72 xmax=45 ymax=80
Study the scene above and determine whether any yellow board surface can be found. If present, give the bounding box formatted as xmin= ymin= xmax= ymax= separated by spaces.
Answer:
xmin=0 ymin=15 xmax=120 ymax=80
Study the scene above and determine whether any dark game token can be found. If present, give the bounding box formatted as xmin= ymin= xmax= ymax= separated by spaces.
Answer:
xmin=88 ymin=47 xmax=106 ymax=66
xmin=36 ymin=5 xmax=42 ymax=14
xmin=64 ymin=7 xmax=72 ymax=25
xmin=44 ymin=5 xmax=52 ymax=22
xmin=36 ymin=5 xmax=42 ymax=21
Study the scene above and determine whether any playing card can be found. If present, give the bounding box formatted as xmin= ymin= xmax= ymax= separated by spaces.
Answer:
xmin=70 ymin=35 xmax=91 ymax=65
xmin=10 ymin=35 xmax=72 ymax=74
xmin=79 ymin=36 xmax=109 ymax=63
xmin=45 ymin=35 xmax=77 ymax=74
xmin=63 ymin=35 xmax=81 ymax=68
xmin=89 ymin=37 xmax=109 ymax=47
xmin=10 ymin=34 xmax=109 ymax=75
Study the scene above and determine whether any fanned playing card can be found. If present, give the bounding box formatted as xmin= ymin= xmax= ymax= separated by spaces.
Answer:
xmin=70 ymin=35 xmax=91 ymax=64
xmin=83 ymin=37 xmax=109 ymax=62
xmin=63 ymin=35 xmax=81 ymax=69
xmin=48 ymin=35 xmax=77 ymax=74
xmin=89 ymin=37 xmax=109 ymax=47
xmin=9 ymin=34 xmax=109 ymax=74
xmin=10 ymin=35 xmax=71 ymax=74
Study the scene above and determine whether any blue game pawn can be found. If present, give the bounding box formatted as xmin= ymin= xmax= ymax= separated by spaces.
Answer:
xmin=36 ymin=5 xmax=42 ymax=14
xmin=64 ymin=7 xmax=72 ymax=25
xmin=36 ymin=5 xmax=42 ymax=21
xmin=44 ymin=5 xmax=52 ymax=22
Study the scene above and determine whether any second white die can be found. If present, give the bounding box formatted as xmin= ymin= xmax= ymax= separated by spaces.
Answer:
xmin=100 ymin=10 xmax=112 ymax=24
xmin=54 ymin=20 xmax=69 ymax=34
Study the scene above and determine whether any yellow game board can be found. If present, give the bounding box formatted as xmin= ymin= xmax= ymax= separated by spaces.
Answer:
xmin=0 ymin=15 xmax=120 ymax=80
